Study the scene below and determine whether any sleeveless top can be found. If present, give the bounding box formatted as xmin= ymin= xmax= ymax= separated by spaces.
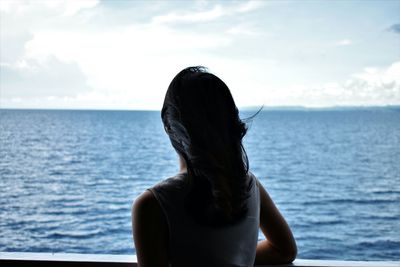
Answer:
xmin=148 ymin=172 xmax=260 ymax=267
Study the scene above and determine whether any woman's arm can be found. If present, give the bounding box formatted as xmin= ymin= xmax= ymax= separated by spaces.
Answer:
xmin=255 ymin=180 xmax=297 ymax=265
xmin=132 ymin=190 xmax=169 ymax=267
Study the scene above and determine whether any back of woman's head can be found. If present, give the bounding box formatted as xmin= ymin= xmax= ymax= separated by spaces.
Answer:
xmin=161 ymin=66 xmax=252 ymax=226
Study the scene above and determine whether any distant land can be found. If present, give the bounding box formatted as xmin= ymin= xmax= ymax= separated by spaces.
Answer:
xmin=240 ymin=105 xmax=400 ymax=111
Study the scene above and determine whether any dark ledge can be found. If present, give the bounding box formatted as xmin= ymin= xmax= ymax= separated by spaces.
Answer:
xmin=0 ymin=252 xmax=399 ymax=267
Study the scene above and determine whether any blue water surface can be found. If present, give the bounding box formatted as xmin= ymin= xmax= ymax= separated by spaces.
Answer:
xmin=0 ymin=109 xmax=399 ymax=260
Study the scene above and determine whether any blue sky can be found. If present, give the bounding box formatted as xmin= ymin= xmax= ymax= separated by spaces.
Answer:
xmin=1 ymin=0 xmax=399 ymax=109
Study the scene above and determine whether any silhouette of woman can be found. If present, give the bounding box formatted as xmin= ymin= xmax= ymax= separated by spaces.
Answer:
xmin=132 ymin=66 xmax=296 ymax=267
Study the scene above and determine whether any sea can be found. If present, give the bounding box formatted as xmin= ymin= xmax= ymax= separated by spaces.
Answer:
xmin=0 ymin=108 xmax=399 ymax=260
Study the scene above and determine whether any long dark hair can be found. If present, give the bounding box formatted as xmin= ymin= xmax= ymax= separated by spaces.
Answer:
xmin=161 ymin=66 xmax=253 ymax=226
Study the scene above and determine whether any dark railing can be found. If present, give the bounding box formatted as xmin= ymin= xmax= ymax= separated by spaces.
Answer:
xmin=1 ymin=252 xmax=399 ymax=267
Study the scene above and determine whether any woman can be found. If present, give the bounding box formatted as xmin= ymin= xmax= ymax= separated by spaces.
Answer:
xmin=132 ymin=67 xmax=297 ymax=267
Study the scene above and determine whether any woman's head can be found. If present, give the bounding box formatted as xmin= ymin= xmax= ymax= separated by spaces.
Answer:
xmin=161 ymin=66 xmax=252 ymax=226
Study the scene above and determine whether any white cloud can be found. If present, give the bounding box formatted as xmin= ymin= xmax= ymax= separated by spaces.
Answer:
xmin=237 ymin=0 xmax=265 ymax=13
xmin=0 ymin=0 xmax=99 ymax=16
xmin=352 ymin=62 xmax=400 ymax=85
xmin=1 ymin=56 xmax=91 ymax=98
xmin=0 ymin=0 xmax=12 ymax=12
xmin=335 ymin=39 xmax=352 ymax=46
xmin=0 ymin=0 xmax=100 ymax=63
xmin=152 ymin=1 xmax=264 ymax=24
xmin=261 ymin=61 xmax=400 ymax=107
xmin=1 ymin=3 xmax=233 ymax=109
xmin=226 ymin=24 xmax=261 ymax=36
xmin=22 ymin=24 xmax=231 ymax=95
xmin=152 ymin=5 xmax=224 ymax=24
xmin=63 ymin=0 xmax=99 ymax=16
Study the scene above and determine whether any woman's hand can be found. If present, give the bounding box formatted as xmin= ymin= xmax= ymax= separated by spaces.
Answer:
xmin=255 ymin=180 xmax=297 ymax=265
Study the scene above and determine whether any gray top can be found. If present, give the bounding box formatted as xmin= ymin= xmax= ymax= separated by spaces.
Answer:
xmin=149 ymin=172 xmax=260 ymax=267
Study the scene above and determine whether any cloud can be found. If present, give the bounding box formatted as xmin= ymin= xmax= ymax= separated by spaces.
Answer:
xmin=152 ymin=5 xmax=224 ymax=24
xmin=0 ymin=0 xmax=99 ymax=16
xmin=226 ymin=24 xmax=261 ymax=36
xmin=1 ymin=56 xmax=91 ymax=98
xmin=336 ymin=62 xmax=400 ymax=105
xmin=1 ymin=22 xmax=232 ymax=109
xmin=237 ymin=0 xmax=265 ymax=13
xmin=387 ymin=23 xmax=400 ymax=34
xmin=0 ymin=0 xmax=100 ymax=64
xmin=62 ymin=0 xmax=99 ymax=16
xmin=1 ymin=31 xmax=33 ymax=63
xmin=335 ymin=39 xmax=352 ymax=46
xmin=151 ymin=1 xmax=264 ymax=24
xmin=1 ymin=1 xmax=242 ymax=109
xmin=351 ymin=61 xmax=400 ymax=89
xmin=263 ymin=61 xmax=400 ymax=107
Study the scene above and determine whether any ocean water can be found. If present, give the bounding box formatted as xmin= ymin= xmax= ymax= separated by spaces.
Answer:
xmin=0 ymin=109 xmax=399 ymax=260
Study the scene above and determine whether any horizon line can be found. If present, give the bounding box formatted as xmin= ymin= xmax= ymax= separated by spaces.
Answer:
xmin=1 ymin=104 xmax=399 ymax=112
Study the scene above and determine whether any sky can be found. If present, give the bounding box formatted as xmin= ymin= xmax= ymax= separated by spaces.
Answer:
xmin=0 ymin=0 xmax=399 ymax=110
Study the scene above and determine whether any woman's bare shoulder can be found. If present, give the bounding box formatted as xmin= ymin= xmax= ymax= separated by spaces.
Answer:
xmin=132 ymin=190 xmax=169 ymax=267
xmin=132 ymin=190 xmax=160 ymax=219
xmin=133 ymin=190 xmax=154 ymax=207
